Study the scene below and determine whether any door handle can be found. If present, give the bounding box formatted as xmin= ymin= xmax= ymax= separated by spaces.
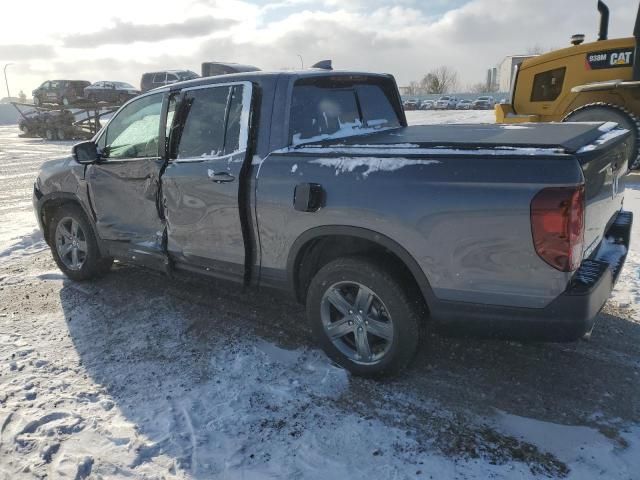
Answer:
xmin=207 ymin=171 xmax=235 ymax=183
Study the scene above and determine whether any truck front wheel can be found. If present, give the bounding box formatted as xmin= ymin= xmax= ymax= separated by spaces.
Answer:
xmin=306 ymin=257 xmax=421 ymax=377
xmin=48 ymin=204 xmax=113 ymax=281
xmin=563 ymin=103 xmax=640 ymax=170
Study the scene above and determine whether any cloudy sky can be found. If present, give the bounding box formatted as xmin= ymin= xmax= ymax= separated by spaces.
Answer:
xmin=0 ymin=0 xmax=636 ymax=95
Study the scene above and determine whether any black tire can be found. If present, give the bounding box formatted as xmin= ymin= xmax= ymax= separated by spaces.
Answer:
xmin=57 ymin=128 xmax=66 ymax=141
xmin=61 ymin=96 xmax=70 ymax=106
xmin=33 ymin=96 xmax=40 ymax=106
xmin=45 ymin=129 xmax=55 ymax=141
xmin=563 ymin=103 xmax=640 ymax=170
xmin=306 ymin=257 xmax=422 ymax=377
xmin=48 ymin=204 xmax=113 ymax=281
xmin=118 ymin=93 xmax=127 ymax=104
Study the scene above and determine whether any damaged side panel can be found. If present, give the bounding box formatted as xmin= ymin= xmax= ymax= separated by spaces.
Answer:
xmin=84 ymin=91 xmax=169 ymax=270
xmin=87 ymin=158 xmax=165 ymax=246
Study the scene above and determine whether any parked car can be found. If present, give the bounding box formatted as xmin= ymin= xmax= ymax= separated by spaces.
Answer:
xmin=403 ymin=99 xmax=420 ymax=111
xmin=32 ymin=80 xmax=90 ymax=106
xmin=420 ymin=100 xmax=434 ymax=110
xmin=472 ymin=96 xmax=495 ymax=110
xmin=456 ymin=99 xmax=473 ymax=110
xmin=433 ymin=95 xmax=458 ymax=109
xmin=201 ymin=62 xmax=260 ymax=77
xmin=84 ymin=81 xmax=140 ymax=104
xmin=140 ymin=70 xmax=199 ymax=92
xmin=34 ymin=70 xmax=632 ymax=377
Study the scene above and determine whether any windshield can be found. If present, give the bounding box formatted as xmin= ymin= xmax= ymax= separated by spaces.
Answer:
xmin=114 ymin=82 xmax=135 ymax=89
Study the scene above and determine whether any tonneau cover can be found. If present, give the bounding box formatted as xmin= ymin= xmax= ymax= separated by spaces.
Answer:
xmin=305 ymin=122 xmax=624 ymax=154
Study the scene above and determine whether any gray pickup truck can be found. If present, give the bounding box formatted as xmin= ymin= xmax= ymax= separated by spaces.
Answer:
xmin=33 ymin=70 xmax=633 ymax=376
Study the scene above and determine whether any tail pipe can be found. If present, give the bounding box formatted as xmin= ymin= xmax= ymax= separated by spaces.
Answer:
xmin=634 ymin=2 xmax=640 ymax=80
xmin=598 ymin=0 xmax=609 ymax=41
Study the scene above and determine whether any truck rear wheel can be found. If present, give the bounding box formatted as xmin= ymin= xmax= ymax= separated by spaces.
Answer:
xmin=563 ymin=104 xmax=640 ymax=170
xmin=306 ymin=257 xmax=421 ymax=377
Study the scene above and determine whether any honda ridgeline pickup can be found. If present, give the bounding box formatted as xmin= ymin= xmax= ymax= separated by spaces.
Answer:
xmin=33 ymin=70 xmax=633 ymax=376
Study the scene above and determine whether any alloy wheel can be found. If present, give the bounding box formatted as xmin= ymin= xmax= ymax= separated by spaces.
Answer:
xmin=55 ymin=217 xmax=88 ymax=270
xmin=320 ymin=281 xmax=394 ymax=365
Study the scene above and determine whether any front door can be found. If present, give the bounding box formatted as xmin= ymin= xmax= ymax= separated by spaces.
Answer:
xmin=162 ymin=82 xmax=253 ymax=282
xmin=86 ymin=91 xmax=168 ymax=259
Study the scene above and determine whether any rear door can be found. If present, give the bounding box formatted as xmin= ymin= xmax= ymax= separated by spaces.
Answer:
xmin=86 ymin=91 xmax=169 ymax=262
xmin=162 ymin=81 xmax=253 ymax=282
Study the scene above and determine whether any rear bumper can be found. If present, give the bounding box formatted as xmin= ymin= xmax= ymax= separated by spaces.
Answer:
xmin=432 ymin=210 xmax=633 ymax=341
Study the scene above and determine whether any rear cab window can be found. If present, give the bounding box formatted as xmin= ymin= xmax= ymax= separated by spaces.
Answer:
xmin=289 ymin=76 xmax=402 ymax=145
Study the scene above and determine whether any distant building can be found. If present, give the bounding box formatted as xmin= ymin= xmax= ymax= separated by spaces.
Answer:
xmin=494 ymin=55 xmax=537 ymax=92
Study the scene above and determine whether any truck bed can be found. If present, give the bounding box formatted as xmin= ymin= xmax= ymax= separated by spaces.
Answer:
xmin=301 ymin=122 xmax=625 ymax=155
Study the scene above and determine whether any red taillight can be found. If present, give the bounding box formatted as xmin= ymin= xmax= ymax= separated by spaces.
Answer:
xmin=531 ymin=186 xmax=585 ymax=272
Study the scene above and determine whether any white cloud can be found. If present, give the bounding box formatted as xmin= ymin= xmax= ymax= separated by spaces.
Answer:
xmin=1 ymin=0 xmax=636 ymax=94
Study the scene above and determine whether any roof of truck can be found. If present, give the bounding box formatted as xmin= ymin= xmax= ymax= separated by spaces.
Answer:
xmin=158 ymin=69 xmax=395 ymax=92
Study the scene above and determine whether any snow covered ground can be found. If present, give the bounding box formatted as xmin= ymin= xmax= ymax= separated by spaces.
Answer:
xmin=1 ymin=113 xmax=640 ymax=479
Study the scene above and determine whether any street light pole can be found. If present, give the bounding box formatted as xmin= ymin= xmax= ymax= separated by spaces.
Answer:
xmin=297 ymin=55 xmax=304 ymax=70
xmin=4 ymin=63 xmax=13 ymax=99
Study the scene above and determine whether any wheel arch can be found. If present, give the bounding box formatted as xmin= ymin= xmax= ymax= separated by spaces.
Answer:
xmin=286 ymin=226 xmax=435 ymax=308
xmin=38 ymin=192 xmax=100 ymax=249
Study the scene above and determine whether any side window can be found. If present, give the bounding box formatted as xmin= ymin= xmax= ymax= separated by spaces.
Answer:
xmin=172 ymin=84 xmax=249 ymax=160
xmin=176 ymin=86 xmax=230 ymax=159
xmin=166 ymin=94 xmax=178 ymax=138
xmin=223 ymin=85 xmax=245 ymax=155
xmin=167 ymin=73 xmax=179 ymax=83
xmin=530 ymin=67 xmax=566 ymax=102
xmin=153 ymin=73 xmax=166 ymax=84
xmin=104 ymin=93 xmax=163 ymax=159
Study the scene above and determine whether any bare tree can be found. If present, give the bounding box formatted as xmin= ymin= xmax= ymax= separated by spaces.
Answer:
xmin=419 ymin=66 xmax=459 ymax=94
xmin=407 ymin=80 xmax=421 ymax=96
xmin=468 ymin=82 xmax=488 ymax=94
xmin=468 ymin=81 xmax=499 ymax=94
xmin=526 ymin=44 xmax=546 ymax=55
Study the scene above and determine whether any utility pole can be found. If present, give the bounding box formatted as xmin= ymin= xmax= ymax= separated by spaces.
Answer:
xmin=4 ymin=63 xmax=13 ymax=99
xmin=297 ymin=54 xmax=304 ymax=70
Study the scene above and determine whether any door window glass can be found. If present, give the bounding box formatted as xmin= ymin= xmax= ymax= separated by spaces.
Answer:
xmin=104 ymin=93 xmax=163 ymax=159
xmin=530 ymin=68 xmax=566 ymax=102
xmin=166 ymin=94 xmax=178 ymax=140
xmin=223 ymin=85 xmax=245 ymax=155
xmin=176 ymin=86 xmax=230 ymax=159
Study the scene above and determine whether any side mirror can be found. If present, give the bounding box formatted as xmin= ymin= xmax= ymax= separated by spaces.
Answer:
xmin=72 ymin=140 xmax=99 ymax=164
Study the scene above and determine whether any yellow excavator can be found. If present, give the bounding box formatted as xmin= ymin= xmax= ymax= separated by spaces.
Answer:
xmin=496 ymin=1 xmax=640 ymax=170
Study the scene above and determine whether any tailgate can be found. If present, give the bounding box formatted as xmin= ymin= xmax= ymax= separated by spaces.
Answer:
xmin=574 ymin=123 xmax=630 ymax=260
